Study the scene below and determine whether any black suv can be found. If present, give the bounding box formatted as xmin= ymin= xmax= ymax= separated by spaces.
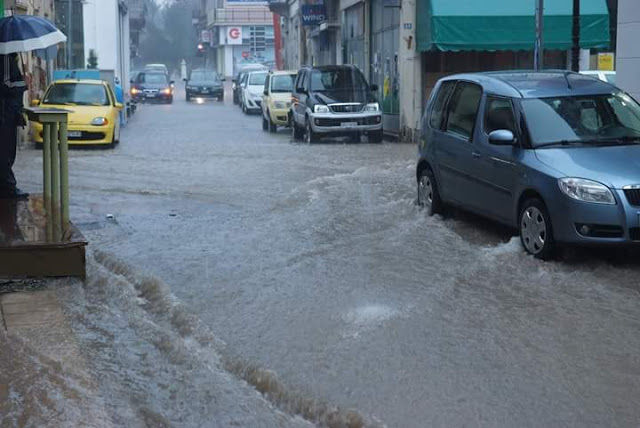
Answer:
xmin=290 ymin=65 xmax=382 ymax=143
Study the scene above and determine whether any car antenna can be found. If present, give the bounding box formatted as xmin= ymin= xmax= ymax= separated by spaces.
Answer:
xmin=563 ymin=71 xmax=573 ymax=90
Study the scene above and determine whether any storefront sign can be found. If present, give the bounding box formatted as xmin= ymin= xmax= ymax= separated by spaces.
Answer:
xmin=597 ymin=53 xmax=614 ymax=71
xmin=227 ymin=27 xmax=243 ymax=45
xmin=301 ymin=4 xmax=326 ymax=26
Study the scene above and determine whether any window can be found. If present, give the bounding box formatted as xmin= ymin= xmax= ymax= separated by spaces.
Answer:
xmin=137 ymin=73 xmax=168 ymax=84
xmin=445 ymin=82 xmax=482 ymax=140
xmin=300 ymin=71 xmax=308 ymax=92
xmin=248 ymin=72 xmax=267 ymax=85
xmin=429 ymin=81 xmax=456 ymax=129
xmin=271 ymin=75 xmax=295 ymax=93
xmin=309 ymin=69 xmax=368 ymax=92
xmin=191 ymin=71 xmax=220 ymax=82
xmin=485 ymin=97 xmax=516 ymax=134
xmin=44 ymin=83 xmax=110 ymax=106
xmin=521 ymin=93 xmax=640 ymax=146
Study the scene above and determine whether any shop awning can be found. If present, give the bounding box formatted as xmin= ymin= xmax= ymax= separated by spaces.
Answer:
xmin=416 ymin=0 xmax=611 ymax=52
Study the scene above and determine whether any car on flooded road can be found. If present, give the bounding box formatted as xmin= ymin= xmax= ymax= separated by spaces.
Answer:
xmin=185 ymin=69 xmax=224 ymax=102
xmin=261 ymin=70 xmax=296 ymax=132
xmin=240 ymin=70 xmax=268 ymax=114
xmin=290 ymin=65 xmax=383 ymax=143
xmin=131 ymin=71 xmax=174 ymax=104
xmin=417 ymin=71 xmax=640 ymax=259
xmin=33 ymin=79 xmax=123 ymax=146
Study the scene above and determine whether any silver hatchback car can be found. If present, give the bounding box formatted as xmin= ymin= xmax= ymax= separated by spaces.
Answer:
xmin=417 ymin=71 xmax=640 ymax=259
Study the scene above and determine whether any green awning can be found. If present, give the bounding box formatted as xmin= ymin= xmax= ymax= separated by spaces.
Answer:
xmin=416 ymin=0 xmax=611 ymax=52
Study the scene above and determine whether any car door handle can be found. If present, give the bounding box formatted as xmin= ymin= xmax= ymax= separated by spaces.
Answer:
xmin=472 ymin=151 xmax=482 ymax=159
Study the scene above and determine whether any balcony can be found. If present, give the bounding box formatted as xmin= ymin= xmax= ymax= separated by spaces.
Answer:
xmin=210 ymin=8 xmax=273 ymax=25
xmin=128 ymin=0 xmax=146 ymax=30
xmin=267 ymin=0 xmax=289 ymax=17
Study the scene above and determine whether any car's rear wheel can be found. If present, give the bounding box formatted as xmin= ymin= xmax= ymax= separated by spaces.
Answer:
xmin=417 ymin=167 xmax=443 ymax=216
xmin=519 ymin=198 xmax=555 ymax=260
xmin=218 ymin=95 xmax=224 ymax=102
xmin=291 ymin=116 xmax=304 ymax=141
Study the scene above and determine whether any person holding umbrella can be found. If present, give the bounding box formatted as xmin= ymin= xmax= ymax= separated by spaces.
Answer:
xmin=0 ymin=52 xmax=27 ymax=198
xmin=0 ymin=13 xmax=66 ymax=198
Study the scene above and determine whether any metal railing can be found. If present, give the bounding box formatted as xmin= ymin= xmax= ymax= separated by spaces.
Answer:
xmin=25 ymin=108 xmax=71 ymax=242
xmin=213 ymin=8 xmax=273 ymax=24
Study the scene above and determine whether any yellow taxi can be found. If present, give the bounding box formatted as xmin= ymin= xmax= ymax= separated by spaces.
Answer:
xmin=33 ymin=79 xmax=123 ymax=146
xmin=261 ymin=70 xmax=297 ymax=132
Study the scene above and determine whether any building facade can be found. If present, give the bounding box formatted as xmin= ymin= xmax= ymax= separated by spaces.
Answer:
xmin=617 ymin=0 xmax=639 ymax=100
xmin=207 ymin=0 xmax=276 ymax=78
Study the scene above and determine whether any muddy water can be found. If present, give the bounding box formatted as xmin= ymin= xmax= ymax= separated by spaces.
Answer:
xmin=10 ymin=90 xmax=640 ymax=427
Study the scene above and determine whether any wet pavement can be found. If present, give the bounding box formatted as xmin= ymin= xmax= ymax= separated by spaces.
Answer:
xmin=10 ymin=85 xmax=640 ymax=427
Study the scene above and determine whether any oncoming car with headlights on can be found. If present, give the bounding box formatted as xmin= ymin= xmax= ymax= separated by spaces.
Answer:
xmin=417 ymin=71 xmax=640 ymax=259
xmin=33 ymin=79 xmax=123 ymax=147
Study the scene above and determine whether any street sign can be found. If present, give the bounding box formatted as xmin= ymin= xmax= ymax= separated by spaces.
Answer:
xmin=227 ymin=27 xmax=242 ymax=45
xmin=301 ymin=5 xmax=326 ymax=26
xmin=598 ymin=53 xmax=614 ymax=71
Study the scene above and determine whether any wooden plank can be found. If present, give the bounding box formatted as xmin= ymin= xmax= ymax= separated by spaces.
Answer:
xmin=0 ymin=245 xmax=86 ymax=279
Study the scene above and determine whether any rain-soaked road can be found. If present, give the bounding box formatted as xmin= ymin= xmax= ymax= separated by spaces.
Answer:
xmin=12 ymin=84 xmax=640 ymax=428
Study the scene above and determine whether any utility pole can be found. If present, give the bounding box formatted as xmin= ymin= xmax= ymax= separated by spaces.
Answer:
xmin=66 ymin=0 xmax=73 ymax=69
xmin=534 ymin=0 xmax=544 ymax=70
xmin=571 ymin=0 xmax=580 ymax=72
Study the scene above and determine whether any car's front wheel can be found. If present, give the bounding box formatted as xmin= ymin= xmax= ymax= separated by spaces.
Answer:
xmin=262 ymin=115 xmax=269 ymax=131
xmin=369 ymin=130 xmax=383 ymax=143
xmin=291 ymin=115 xmax=304 ymax=140
xmin=519 ymin=198 xmax=555 ymax=260
xmin=417 ymin=167 xmax=443 ymax=216
xmin=305 ymin=117 xmax=318 ymax=143
xmin=268 ymin=112 xmax=277 ymax=133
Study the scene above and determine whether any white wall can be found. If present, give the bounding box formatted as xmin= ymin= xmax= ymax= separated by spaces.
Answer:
xmin=83 ymin=0 xmax=119 ymax=71
xmin=617 ymin=0 xmax=640 ymax=100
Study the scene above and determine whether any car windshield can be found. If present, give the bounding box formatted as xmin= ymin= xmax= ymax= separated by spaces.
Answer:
xmin=249 ymin=72 xmax=267 ymax=85
xmin=310 ymin=68 xmax=368 ymax=92
xmin=191 ymin=71 xmax=220 ymax=82
xmin=521 ymin=92 xmax=640 ymax=146
xmin=44 ymin=83 xmax=110 ymax=106
xmin=271 ymin=75 xmax=295 ymax=93
xmin=137 ymin=73 xmax=167 ymax=84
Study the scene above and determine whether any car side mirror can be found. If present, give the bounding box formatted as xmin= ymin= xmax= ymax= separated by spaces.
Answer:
xmin=232 ymin=78 xmax=236 ymax=83
xmin=170 ymin=80 xmax=175 ymax=85
xmin=370 ymin=84 xmax=379 ymax=92
xmin=221 ymin=77 xmax=226 ymax=82
xmin=31 ymin=99 xmax=40 ymax=107
xmin=296 ymin=87 xmax=306 ymax=94
xmin=130 ymin=79 xmax=134 ymax=84
xmin=263 ymin=90 xmax=268 ymax=96
xmin=488 ymin=129 xmax=516 ymax=145
xmin=115 ymin=102 xmax=124 ymax=109
xmin=183 ymin=78 xmax=187 ymax=82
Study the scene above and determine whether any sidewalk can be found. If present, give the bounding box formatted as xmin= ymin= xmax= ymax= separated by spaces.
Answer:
xmin=0 ymin=282 xmax=115 ymax=428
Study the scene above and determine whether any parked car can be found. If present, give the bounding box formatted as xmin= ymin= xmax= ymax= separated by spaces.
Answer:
xmin=131 ymin=71 xmax=174 ymax=104
xmin=233 ymin=64 xmax=268 ymax=105
xmin=417 ymin=71 xmax=640 ymax=259
xmin=261 ymin=70 xmax=296 ymax=132
xmin=240 ymin=70 xmax=268 ymax=114
xmin=185 ymin=69 xmax=224 ymax=101
xmin=33 ymin=79 xmax=123 ymax=146
xmin=290 ymin=65 xmax=383 ymax=143
xmin=580 ymin=70 xmax=616 ymax=84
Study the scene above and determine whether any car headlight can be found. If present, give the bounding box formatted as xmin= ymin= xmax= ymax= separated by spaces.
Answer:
xmin=161 ymin=88 xmax=172 ymax=95
xmin=273 ymin=101 xmax=287 ymax=109
xmin=314 ymin=105 xmax=330 ymax=113
xmin=90 ymin=117 xmax=109 ymax=126
xmin=558 ymin=178 xmax=616 ymax=205
xmin=365 ymin=102 xmax=380 ymax=112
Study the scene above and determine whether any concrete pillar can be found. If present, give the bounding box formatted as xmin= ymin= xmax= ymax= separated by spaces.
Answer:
xmin=363 ymin=0 xmax=370 ymax=78
xmin=398 ymin=0 xmax=421 ymax=143
xmin=617 ymin=0 xmax=640 ymax=100
xmin=225 ymin=45 xmax=233 ymax=78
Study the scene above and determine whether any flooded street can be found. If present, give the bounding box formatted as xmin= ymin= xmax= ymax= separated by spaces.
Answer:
xmin=12 ymin=85 xmax=640 ymax=428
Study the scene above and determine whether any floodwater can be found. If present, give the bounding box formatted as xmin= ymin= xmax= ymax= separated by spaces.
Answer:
xmin=8 ymin=84 xmax=640 ymax=427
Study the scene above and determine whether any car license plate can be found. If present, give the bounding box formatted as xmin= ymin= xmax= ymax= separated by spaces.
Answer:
xmin=146 ymin=93 xmax=156 ymax=98
xmin=68 ymin=131 xmax=81 ymax=138
xmin=202 ymin=89 xmax=210 ymax=94
xmin=341 ymin=122 xmax=356 ymax=128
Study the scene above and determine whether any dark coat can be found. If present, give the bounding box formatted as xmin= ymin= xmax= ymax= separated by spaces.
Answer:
xmin=0 ymin=54 xmax=27 ymax=127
